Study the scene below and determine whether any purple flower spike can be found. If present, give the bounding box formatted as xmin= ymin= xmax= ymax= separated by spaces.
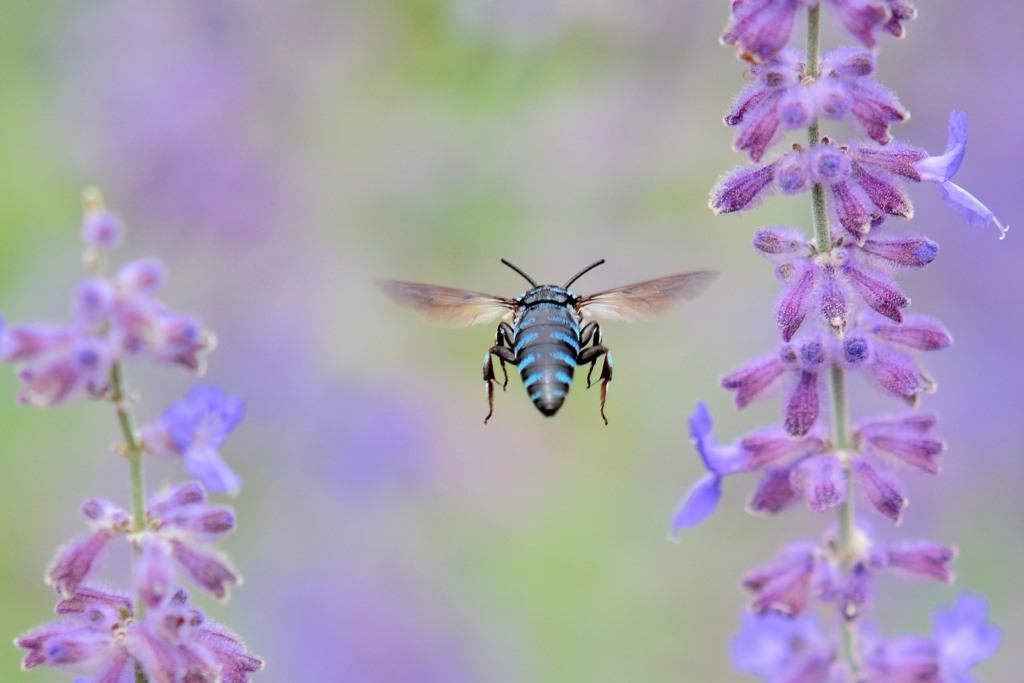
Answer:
xmin=143 ymin=384 xmax=245 ymax=494
xmin=721 ymin=0 xmax=804 ymax=61
xmin=670 ymin=402 xmax=749 ymax=537
xmin=933 ymin=593 xmax=1002 ymax=679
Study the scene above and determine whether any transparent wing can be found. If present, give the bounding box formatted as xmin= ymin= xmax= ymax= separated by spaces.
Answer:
xmin=379 ymin=281 xmax=517 ymax=327
xmin=576 ymin=271 xmax=716 ymax=321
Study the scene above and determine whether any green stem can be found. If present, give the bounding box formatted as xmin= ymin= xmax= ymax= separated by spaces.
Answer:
xmin=109 ymin=363 xmax=148 ymax=612
xmin=806 ymin=3 xmax=860 ymax=674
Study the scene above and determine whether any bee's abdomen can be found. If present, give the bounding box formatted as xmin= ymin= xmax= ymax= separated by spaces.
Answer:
xmin=513 ymin=303 xmax=580 ymax=417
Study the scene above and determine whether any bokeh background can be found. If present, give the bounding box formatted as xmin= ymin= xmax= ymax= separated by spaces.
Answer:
xmin=0 ymin=1 xmax=1020 ymax=681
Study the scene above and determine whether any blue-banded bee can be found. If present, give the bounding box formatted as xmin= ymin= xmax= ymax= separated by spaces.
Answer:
xmin=382 ymin=260 xmax=714 ymax=424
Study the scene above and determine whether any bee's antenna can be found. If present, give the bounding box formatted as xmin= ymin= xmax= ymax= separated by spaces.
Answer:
xmin=563 ymin=259 xmax=606 ymax=289
xmin=501 ymin=259 xmax=538 ymax=287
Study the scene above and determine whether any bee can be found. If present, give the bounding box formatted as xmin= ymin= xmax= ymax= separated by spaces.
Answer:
xmin=381 ymin=259 xmax=715 ymax=424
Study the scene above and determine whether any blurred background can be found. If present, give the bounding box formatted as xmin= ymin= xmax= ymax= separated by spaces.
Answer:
xmin=0 ymin=1 xmax=1020 ymax=681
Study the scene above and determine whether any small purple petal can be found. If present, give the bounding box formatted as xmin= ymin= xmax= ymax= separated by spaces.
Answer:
xmin=828 ymin=179 xmax=872 ymax=242
xmin=869 ymin=317 xmax=952 ymax=351
xmin=721 ymin=0 xmax=802 ymax=61
xmin=791 ymin=456 xmax=847 ymax=512
xmin=754 ymin=226 xmax=809 ymax=256
xmin=169 ymin=539 xmax=239 ymax=601
xmin=866 ymin=345 xmax=931 ymax=405
xmin=710 ymin=162 xmax=778 ymax=214
xmin=748 ymin=469 xmax=801 ymax=515
xmin=722 ymin=354 xmax=787 ymax=408
xmin=46 ymin=529 xmax=115 ymax=598
xmin=859 ymin=233 xmax=938 ymax=267
xmin=886 ymin=541 xmax=957 ymax=582
xmin=784 ymin=370 xmax=820 ymax=437
xmin=854 ymin=459 xmax=906 ymax=523
xmin=184 ymin=445 xmax=243 ymax=495
xmin=776 ymin=264 xmax=816 ymax=341
xmin=743 ymin=543 xmax=819 ymax=617
xmin=851 ymin=162 xmax=913 ymax=218
xmin=937 ymin=181 xmax=1009 ymax=238
xmin=819 ymin=265 xmax=849 ymax=336
xmin=914 ymin=111 xmax=967 ymax=183
xmin=829 ymin=0 xmax=888 ymax=49
xmin=669 ymin=473 xmax=723 ymax=538
xmin=742 ymin=430 xmax=827 ymax=470
xmin=841 ymin=263 xmax=908 ymax=323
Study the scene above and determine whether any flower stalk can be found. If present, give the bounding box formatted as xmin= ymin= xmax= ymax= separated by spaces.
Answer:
xmin=673 ymin=1 xmax=1005 ymax=678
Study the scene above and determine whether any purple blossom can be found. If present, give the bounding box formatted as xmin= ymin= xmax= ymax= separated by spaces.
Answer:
xmin=721 ymin=0 xmax=915 ymax=60
xmin=46 ymin=498 xmax=129 ymax=598
xmin=721 ymin=337 xmax=829 ymax=437
xmin=731 ymin=610 xmax=837 ymax=682
xmin=933 ymin=593 xmax=1002 ymax=680
xmin=754 ymin=226 xmax=935 ymax=339
xmin=726 ymin=48 xmax=906 ymax=162
xmin=712 ymin=112 xmax=1006 ymax=240
xmin=81 ymin=209 xmax=124 ymax=250
xmin=16 ymin=586 xmax=262 ymax=681
xmin=669 ymin=401 xmax=749 ymax=536
xmin=143 ymin=385 xmax=246 ymax=494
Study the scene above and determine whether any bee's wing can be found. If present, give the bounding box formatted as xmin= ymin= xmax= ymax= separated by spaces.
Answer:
xmin=380 ymin=281 xmax=517 ymax=327
xmin=576 ymin=271 xmax=716 ymax=321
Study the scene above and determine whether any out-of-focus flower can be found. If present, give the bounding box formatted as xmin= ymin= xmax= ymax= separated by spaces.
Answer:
xmin=722 ymin=0 xmax=916 ymax=61
xmin=731 ymin=609 xmax=837 ymax=681
xmin=16 ymin=586 xmax=262 ymax=681
xmin=143 ymin=385 xmax=245 ymax=494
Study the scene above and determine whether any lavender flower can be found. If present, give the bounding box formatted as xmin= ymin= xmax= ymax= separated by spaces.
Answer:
xmin=16 ymin=586 xmax=262 ymax=681
xmin=143 ymin=385 xmax=246 ymax=494
xmin=3 ymin=191 xmax=261 ymax=681
xmin=722 ymin=0 xmax=916 ymax=60
xmin=676 ymin=1 xmax=1002 ymax=678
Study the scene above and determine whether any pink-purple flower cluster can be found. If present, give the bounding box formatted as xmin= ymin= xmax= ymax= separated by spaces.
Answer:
xmin=2 ymin=192 xmax=261 ymax=681
xmin=672 ymin=2 xmax=1002 ymax=680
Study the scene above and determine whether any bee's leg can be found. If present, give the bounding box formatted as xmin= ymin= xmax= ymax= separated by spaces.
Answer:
xmin=496 ymin=322 xmax=516 ymax=389
xmin=483 ymin=325 xmax=517 ymax=424
xmin=578 ymin=322 xmax=603 ymax=388
xmin=578 ymin=342 xmax=612 ymax=425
